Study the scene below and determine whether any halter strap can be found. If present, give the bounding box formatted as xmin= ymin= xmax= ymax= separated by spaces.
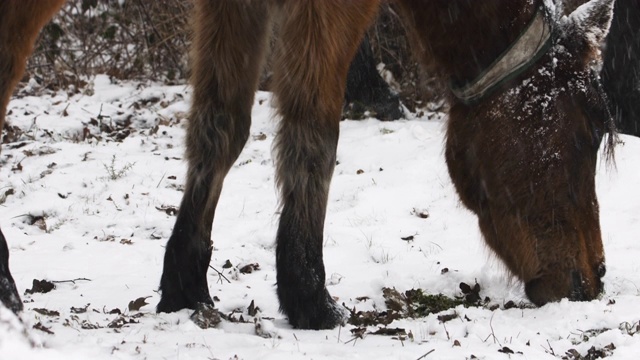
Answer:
xmin=450 ymin=6 xmax=554 ymax=104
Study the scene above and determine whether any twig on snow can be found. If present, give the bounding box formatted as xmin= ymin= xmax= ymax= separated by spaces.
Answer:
xmin=209 ymin=265 xmax=231 ymax=284
xmin=51 ymin=278 xmax=92 ymax=284
xmin=416 ymin=349 xmax=435 ymax=359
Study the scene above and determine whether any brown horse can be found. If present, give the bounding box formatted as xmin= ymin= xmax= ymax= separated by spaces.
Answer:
xmin=0 ymin=0 xmax=616 ymax=330
xmin=160 ymin=0 xmax=616 ymax=328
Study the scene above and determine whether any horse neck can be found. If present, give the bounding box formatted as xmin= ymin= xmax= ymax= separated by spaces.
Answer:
xmin=398 ymin=0 xmax=540 ymax=86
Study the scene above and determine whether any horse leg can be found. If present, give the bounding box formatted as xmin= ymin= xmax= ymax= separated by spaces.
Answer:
xmin=0 ymin=231 xmax=21 ymax=313
xmin=0 ymin=0 xmax=64 ymax=313
xmin=272 ymin=0 xmax=379 ymax=329
xmin=157 ymin=0 xmax=273 ymax=312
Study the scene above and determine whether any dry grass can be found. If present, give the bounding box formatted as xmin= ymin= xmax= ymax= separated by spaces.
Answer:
xmin=27 ymin=0 xmax=192 ymax=89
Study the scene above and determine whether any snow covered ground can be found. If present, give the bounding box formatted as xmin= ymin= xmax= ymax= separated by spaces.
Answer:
xmin=1 ymin=75 xmax=639 ymax=359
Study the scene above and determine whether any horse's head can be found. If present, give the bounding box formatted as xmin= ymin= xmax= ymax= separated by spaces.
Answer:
xmin=444 ymin=0 xmax=617 ymax=307
xmin=519 ymin=0 xmax=616 ymax=305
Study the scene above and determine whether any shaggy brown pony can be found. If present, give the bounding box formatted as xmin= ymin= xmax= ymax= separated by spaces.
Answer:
xmin=160 ymin=0 xmax=616 ymax=327
xmin=0 ymin=0 xmax=616 ymax=330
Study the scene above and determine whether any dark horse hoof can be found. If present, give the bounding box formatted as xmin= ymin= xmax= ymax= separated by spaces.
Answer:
xmin=280 ymin=287 xmax=347 ymax=330
xmin=0 ymin=229 xmax=23 ymax=314
xmin=156 ymin=279 xmax=214 ymax=313
xmin=157 ymin=231 xmax=214 ymax=313
xmin=0 ymin=277 xmax=22 ymax=314
xmin=157 ymin=292 xmax=213 ymax=313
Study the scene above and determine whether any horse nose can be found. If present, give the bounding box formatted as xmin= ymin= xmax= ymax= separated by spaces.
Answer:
xmin=597 ymin=263 xmax=606 ymax=278
xmin=570 ymin=270 xmax=588 ymax=301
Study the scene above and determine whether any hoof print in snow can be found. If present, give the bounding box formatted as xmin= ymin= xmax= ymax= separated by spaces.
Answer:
xmin=191 ymin=303 xmax=221 ymax=329
xmin=239 ymin=263 xmax=260 ymax=274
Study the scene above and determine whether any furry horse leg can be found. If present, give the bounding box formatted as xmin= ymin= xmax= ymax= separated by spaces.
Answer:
xmin=272 ymin=0 xmax=379 ymax=329
xmin=0 ymin=230 xmax=21 ymax=313
xmin=0 ymin=0 xmax=64 ymax=313
xmin=157 ymin=0 xmax=273 ymax=312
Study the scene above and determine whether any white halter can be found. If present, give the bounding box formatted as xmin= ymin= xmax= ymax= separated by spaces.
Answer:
xmin=450 ymin=7 xmax=553 ymax=104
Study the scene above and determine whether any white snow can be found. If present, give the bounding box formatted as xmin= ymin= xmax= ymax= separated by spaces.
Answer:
xmin=1 ymin=77 xmax=639 ymax=359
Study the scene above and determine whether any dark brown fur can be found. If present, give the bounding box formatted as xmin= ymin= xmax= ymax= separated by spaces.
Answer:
xmin=0 ymin=0 xmax=616 ymax=329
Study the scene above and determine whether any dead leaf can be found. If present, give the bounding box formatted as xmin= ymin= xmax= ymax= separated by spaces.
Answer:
xmin=11 ymin=161 xmax=23 ymax=172
xmin=247 ymin=300 xmax=260 ymax=317
xmin=498 ymin=347 xmax=514 ymax=354
xmin=22 ymin=146 xmax=58 ymax=157
xmin=106 ymin=307 xmax=122 ymax=315
xmin=156 ymin=205 xmax=178 ymax=216
xmin=350 ymin=327 xmax=366 ymax=339
xmin=252 ymin=133 xmax=267 ymax=141
xmin=437 ymin=312 xmax=458 ymax=323
xmin=33 ymin=308 xmax=60 ymax=317
xmin=371 ymin=327 xmax=407 ymax=336
xmin=191 ymin=303 xmax=221 ymax=329
xmin=33 ymin=322 xmax=54 ymax=334
xmin=71 ymin=304 xmax=90 ymax=314
xmin=128 ymin=296 xmax=151 ymax=311
xmin=239 ymin=263 xmax=260 ymax=274
xmin=108 ymin=315 xmax=140 ymax=329
xmin=80 ymin=321 xmax=101 ymax=330
xmin=25 ymin=279 xmax=55 ymax=295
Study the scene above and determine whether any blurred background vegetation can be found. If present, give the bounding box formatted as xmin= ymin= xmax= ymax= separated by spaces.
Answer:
xmin=27 ymin=0 xmax=443 ymax=111
xmin=27 ymin=0 xmax=192 ymax=89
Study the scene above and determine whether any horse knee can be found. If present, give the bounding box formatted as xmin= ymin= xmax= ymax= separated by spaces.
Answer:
xmin=187 ymin=111 xmax=251 ymax=172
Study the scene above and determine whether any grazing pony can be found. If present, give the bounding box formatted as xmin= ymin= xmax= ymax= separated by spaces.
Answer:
xmin=157 ymin=0 xmax=616 ymax=328
xmin=0 ymin=0 xmax=616 ymax=330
